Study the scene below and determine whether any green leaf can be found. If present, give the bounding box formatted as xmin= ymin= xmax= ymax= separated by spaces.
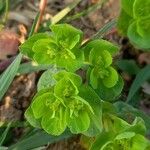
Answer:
xmin=127 ymin=65 xmax=150 ymax=102
xmin=121 ymin=0 xmax=135 ymax=16
xmin=37 ymin=69 xmax=56 ymax=91
xmin=79 ymin=86 xmax=103 ymax=136
xmin=20 ymin=33 xmax=50 ymax=58
xmin=137 ymin=18 xmax=150 ymax=37
xmin=116 ymin=59 xmax=140 ymax=75
xmin=28 ymin=12 xmax=40 ymax=37
xmin=133 ymin=0 xmax=150 ymax=19
xmin=50 ymin=0 xmax=82 ymax=25
xmin=0 ymin=122 xmax=11 ymax=146
xmin=128 ymin=22 xmax=150 ymax=50
xmin=31 ymin=92 xmax=53 ymax=119
xmin=25 ymin=88 xmax=51 ymax=128
xmin=54 ymin=78 xmax=79 ymax=98
xmin=102 ymin=67 xmax=118 ymax=88
xmin=41 ymin=107 xmax=67 ymax=135
xmin=54 ymin=71 xmax=82 ymax=87
xmin=55 ymin=49 xmax=84 ymax=72
xmin=33 ymin=39 xmax=57 ymax=64
xmin=67 ymin=110 xmax=90 ymax=134
xmin=84 ymin=39 xmax=118 ymax=62
xmin=92 ymin=19 xmax=117 ymax=39
xmin=50 ymin=23 xmax=83 ymax=48
xmin=18 ymin=62 xmax=51 ymax=74
xmin=114 ymin=101 xmax=150 ymax=134
xmin=25 ymin=106 xmax=41 ymax=128
xmin=0 ymin=53 xmax=22 ymax=101
xmin=90 ymin=68 xmax=98 ymax=89
xmin=117 ymin=9 xmax=133 ymax=36
xmin=90 ymin=132 xmax=114 ymax=150
xmin=96 ymin=75 xmax=124 ymax=101
xmin=130 ymin=134 xmax=150 ymax=150
xmin=89 ymin=49 xmax=112 ymax=67
xmin=8 ymin=130 xmax=72 ymax=150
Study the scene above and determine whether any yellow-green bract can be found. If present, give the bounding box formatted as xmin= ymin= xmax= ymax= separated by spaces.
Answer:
xmin=91 ymin=116 xmax=150 ymax=150
xmin=25 ymin=71 xmax=102 ymax=136
xmin=117 ymin=0 xmax=150 ymax=50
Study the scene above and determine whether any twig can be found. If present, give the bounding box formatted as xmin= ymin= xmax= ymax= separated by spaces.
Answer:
xmin=34 ymin=0 xmax=47 ymax=32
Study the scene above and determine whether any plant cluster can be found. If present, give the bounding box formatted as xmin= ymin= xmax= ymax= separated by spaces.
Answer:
xmin=117 ymin=0 xmax=150 ymax=50
xmin=20 ymin=23 xmax=150 ymax=149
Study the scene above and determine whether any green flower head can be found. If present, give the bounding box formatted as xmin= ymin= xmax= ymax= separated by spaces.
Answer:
xmin=20 ymin=24 xmax=84 ymax=72
xmin=25 ymin=71 xmax=96 ymax=135
xmin=117 ymin=0 xmax=150 ymax=50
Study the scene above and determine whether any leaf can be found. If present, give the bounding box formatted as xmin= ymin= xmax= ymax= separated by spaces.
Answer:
xmin=67 ymin=110 xmax=90 ymax=134
xmin=31 ymin=92 xmax=52 ymax=119
xmin=0 ymin=122 xmax=11 ymax=146
xmin=121 ymin=0 xmax=135 ymax=16
xmin=55 ymin=49 xmax=84 ymax=72
xmin=84 ymin=39 xmax=118 ymax=62
xmin=79 ymin=86 xmax=103 ymax=136
xmin=133 ymin=0 xmax=150 ymax=19
xmin=28 ymin=12 xmax=40 ymax=37
xmin=41 ymin=107 xmax=67 ymax=135
xmin=19 ymin=33 xmax=50 ymax=58
xmin=90 ymin=132 xmax=114 ymax=150
xmin=8 ymin=130 xmax=72 ymax=150
xmin=127 ymin=65 xmax=150 ymax=102
xmin=114 ymin=101 xmax=150 ymax=134
xmin=116 ymin=59 xmax=140 ymax=75
xmin=25 ymin=88 xmax=51 ymax=128
xmin=0 ymin=53 xmax=22 ymax=101
xmin=127 ymin=22 xmax=150 ymax=50
xmin=51 ymin=0 xmax=82 ymax=25
xmin=89 ymin=49 xmax=112 ymax=67
xmin=54 ymin=78 xmax=78 ymax=98
xmin=25 ymin=106 xmax=41 ymax=128
xmin=117 ymin=9 xmax=133 ymax=36
xmin=33 ymin=39 xmax=57 ymax=64
xmin=18 ymin=62 xmax=51 ymax=74
xmin=92 ymin=19 xmax=117 ymax=39
xmin=50 ymin=24 xmax=83 ymax=48
xmin=96 ymin=75 xmax=124 ymax=101
xmin=90 ymin=68 xmax=98 ymax=89
xmin=130 ymin=134 xmax=150 ymax=150
xmin=37 ymin=69 xmax=56 ymax=91
xmin=137 ymin=18 xmax=150 ymax=37
xmin=54 ymin=71 xmax=82 ymax=87
xmin=102 ymin=67 xmax=118 ymax=88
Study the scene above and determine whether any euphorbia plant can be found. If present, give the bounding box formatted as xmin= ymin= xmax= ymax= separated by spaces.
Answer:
xmin=117 ymin=0 xmax=150 ymax=50
xmin=20 ymin=23 xmax=149 ymax=149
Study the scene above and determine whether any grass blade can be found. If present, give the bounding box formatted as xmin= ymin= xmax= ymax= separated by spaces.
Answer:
xmin=18 ymin=62 xmax=51 ymax=74
xmin=92 ymin=19 xmax=116 ymax=39
xmin=0 ymin=53 xmax=22 ymax=101
xmin=28 ymin=12 xmax=40 ymax=37
xmin=0 ymin=122 xmax=12 ymax=146
xmin=8 ymin=130 xmax=72 ymax=150
xmin=51 ymin=0 xmax=82 ymax=25
xmin=127 ymin=65 xmax=150 ymax=103
xmin=65 ymin=0 xmax=107 ymax=22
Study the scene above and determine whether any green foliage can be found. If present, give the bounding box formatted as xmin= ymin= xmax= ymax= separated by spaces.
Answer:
xmin=19 ymin=23 xmax=150 ymax=149
xmin=91 ymin=116 xmax=150 ymax=150
xmin=83 ymin=39 xmax=123 ymax=101
xmin=20 ymin=24 xmax=123 ymax=136
xmin=25 ymin=71 xmax=102 ymax=136
xmin=117 ymin=0 xmax=150 ymax=50
xmin=20 ymin=24 xmax=84 ymax=72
